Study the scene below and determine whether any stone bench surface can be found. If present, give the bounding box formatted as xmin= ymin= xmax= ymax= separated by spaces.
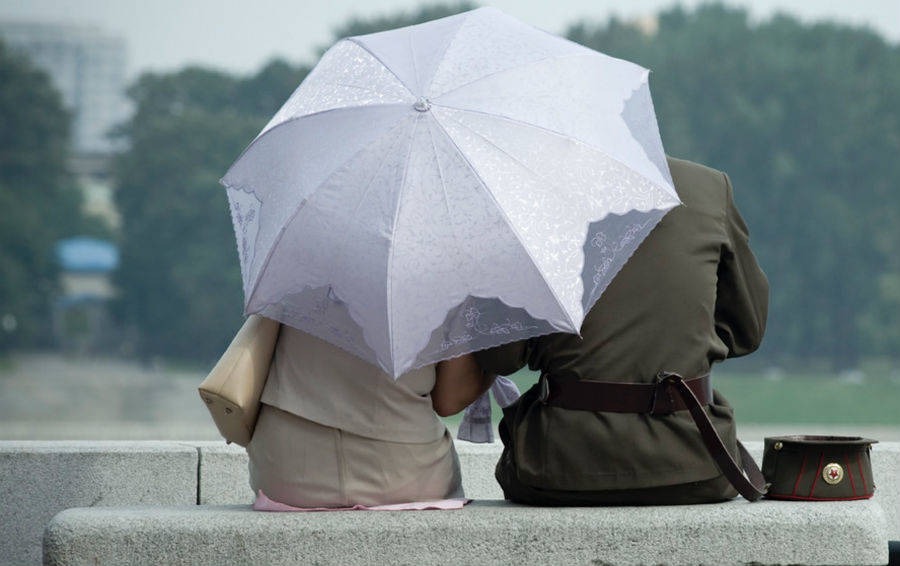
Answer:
xmin=43 ymin=500 xmax=889 ymax=566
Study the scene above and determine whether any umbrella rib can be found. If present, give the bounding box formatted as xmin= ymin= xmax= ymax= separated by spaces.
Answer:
xmin=348 ymin=38 xmax=418 ymax=98
xmin=407 ymin=30 xmax=422 ymax=94
xmin=428 ymin=121 xmax=457 ymax=241
xmin=440 ymin=99 xmax=621 ymax=143
xmin=325 ymin=81 xmax=406 ymax=97
xmin=385 ymin=116 xmax=424 ymax=375
xmin=224 ymin=104 xmax=410 ymax=176
xmin=442 ymin=110 xmax=593 ymax=200
xmin=424 ymin=116 xmax=473 ymax=292
xmin=426 ymin=115 xmax=577 ymax=330
xmin=328 ymin=117 xmax=411 ymax=311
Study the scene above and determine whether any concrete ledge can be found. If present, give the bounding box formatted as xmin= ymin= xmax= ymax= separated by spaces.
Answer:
xmin=0 ymin=441 xmax=198 ymax=566
xmin=871 ymin=442 xmax=900 ymax=541
xmin=194 ymin=442 xmax=254 ymax=505
xmin=43 ymin=500 xmax=889 ymax=566
xmin=3 ymin=440 xmax=897 ymax=566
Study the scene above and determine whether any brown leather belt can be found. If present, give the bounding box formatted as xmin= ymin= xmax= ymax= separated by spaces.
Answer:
xmin=539 ymin=373 xmax=712 ymax=415
xmin=539 ymin=371 xmax=767 ymax=502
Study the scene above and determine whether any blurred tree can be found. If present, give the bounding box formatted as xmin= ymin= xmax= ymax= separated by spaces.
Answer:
xmin=0 ymin=41 xmax=87 ymax=353
xmin=113 ymin=61 xmax=308 ymax=363
xmin=568 ymin=5 xmax=900 ymax=370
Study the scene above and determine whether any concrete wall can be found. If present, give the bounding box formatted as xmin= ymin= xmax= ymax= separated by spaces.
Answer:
xmin=1 ymin=442 xmax=197 ymax=566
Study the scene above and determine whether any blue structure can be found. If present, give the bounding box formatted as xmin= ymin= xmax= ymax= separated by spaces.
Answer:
xmin=53 ymin=237 xmax=120 ymax=354
xmin=55 ymin=237 xmax=119 ymax=274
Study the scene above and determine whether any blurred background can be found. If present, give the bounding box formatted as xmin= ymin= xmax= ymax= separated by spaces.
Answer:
xmin=1 ymin=0 xmax=899 ymax=441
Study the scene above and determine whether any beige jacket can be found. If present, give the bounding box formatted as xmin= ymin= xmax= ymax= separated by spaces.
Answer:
xmin=260 ymin=326 xmax=446 ymax=444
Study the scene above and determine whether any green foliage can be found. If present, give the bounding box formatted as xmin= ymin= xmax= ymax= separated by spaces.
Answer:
xmin=113 ymin=61 xmax=309 ymax=363
xmin=0 ymin=41 xmax=85 ymax=352
xmin=112 ymin=3 xmax=900 ymax=370
xmin=567 ymin=5 xmax=900 ymax=370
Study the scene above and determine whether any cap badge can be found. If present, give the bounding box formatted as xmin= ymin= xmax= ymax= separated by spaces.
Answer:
xmin=823 ymin=462 xmax=844 ymax=485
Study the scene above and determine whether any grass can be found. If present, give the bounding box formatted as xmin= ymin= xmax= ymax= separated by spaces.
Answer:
xmin=715 ymin=371 xmax=900 ymax=424
xmin=441 ymin=368 xmax=900 ymax=428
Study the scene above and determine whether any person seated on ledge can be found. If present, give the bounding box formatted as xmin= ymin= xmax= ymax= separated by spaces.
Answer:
xmin=247 ymin=326 xmax=492 ymax=508
xmin=474 ymin=157 xmax=769 ymax=505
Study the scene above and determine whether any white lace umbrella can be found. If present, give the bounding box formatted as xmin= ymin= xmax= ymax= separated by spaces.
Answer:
xmin=221 ymin=7 xmax=680 ymax=378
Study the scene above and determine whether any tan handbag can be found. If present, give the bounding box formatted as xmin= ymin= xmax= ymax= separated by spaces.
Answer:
xmin=198 ymin=315 xmax=281 ymax=446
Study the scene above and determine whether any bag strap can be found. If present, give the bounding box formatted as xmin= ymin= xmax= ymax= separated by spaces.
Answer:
xmin=659 ymin=372 xmax=768 ymax=501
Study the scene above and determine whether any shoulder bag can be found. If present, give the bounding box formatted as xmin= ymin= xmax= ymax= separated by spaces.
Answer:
xmin=198 ymin=315 xmax=281 ymax=446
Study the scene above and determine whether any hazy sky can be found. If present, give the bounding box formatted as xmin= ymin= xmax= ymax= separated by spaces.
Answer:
xmin=1 ymin=0 xmax=899 ymax=78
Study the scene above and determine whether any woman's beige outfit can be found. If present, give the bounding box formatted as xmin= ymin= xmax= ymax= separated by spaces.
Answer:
xmin=247 ymin=326 xmax=463 ymax=508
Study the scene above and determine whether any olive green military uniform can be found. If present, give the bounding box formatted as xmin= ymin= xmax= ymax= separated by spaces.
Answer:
xmin=474 ymin=157 xmax=769 ymax=505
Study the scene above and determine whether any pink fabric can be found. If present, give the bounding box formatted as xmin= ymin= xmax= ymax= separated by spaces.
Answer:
xmin=253 ymin=490 xmax=471 ymax=512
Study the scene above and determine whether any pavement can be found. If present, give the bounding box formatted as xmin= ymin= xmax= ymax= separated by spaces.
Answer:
xmin=0 ymin=352 xmax=221 ymax=441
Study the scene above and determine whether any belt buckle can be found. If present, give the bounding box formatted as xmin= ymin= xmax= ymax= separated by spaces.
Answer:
xmin=650 ymin=371 xmax=681 ymax=415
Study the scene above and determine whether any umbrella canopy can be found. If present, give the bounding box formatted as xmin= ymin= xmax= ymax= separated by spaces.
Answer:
xmin=221 ymin=7 xmax=680 ymax=377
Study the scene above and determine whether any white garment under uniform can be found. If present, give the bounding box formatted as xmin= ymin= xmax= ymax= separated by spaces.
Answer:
xmin=248 ymin=326 xmax=463 ymax=508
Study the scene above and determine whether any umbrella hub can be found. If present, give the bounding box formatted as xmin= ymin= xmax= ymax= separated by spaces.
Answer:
xmin=413 ymin=97 xmax=432 ymax=112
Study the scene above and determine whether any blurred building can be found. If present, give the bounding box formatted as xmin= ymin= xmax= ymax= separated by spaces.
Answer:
xmin=0 ymin=21 xmax=130 ymax=230
xmin=53 ymin=237 xmax=120 ymax=355
xmin=0 ymin=20 xmax=130 ymax=155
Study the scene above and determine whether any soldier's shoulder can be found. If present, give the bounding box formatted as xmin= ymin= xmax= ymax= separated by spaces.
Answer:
xmin=665 ymin=156 xmax=725 ymax=182
xmin=665 ymin=156 xmax=729 ymax=198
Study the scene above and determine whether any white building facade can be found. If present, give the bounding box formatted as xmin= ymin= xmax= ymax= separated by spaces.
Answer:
xmin=0 ymin=20 xmax=131 ymax=155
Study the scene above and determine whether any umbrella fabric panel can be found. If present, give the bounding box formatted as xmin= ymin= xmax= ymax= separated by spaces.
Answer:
xmin=424 ymin=8 xmax=590 ymax=100
xmin=580 ymin=208 xmax=670 ymax=312
xmin=243 ymin=116 xmax=419 ymax=372
xmin=436 ymin=58 xmax=673 ymax=195
xmin=413 ymin=296 xmax=560 ymax=369
xmin=224 ymin=105 xmax=409 ymax=297
xmin=387 ymin=115 xmax=576 ymax=374
xmin=620 ymin=81 xmax=673 ymax=194
xmin=226 ymin=187 xmax=262 ymax=291
xmin=258 ymin=285 xmax=380 ymax=365
xmin=350 ymin=7 xmax=586 ymax=103
xmin=347 ymin=13 xmax=467 ymax=96
xmin=257 ymin=40 xmax=414 ymax=139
